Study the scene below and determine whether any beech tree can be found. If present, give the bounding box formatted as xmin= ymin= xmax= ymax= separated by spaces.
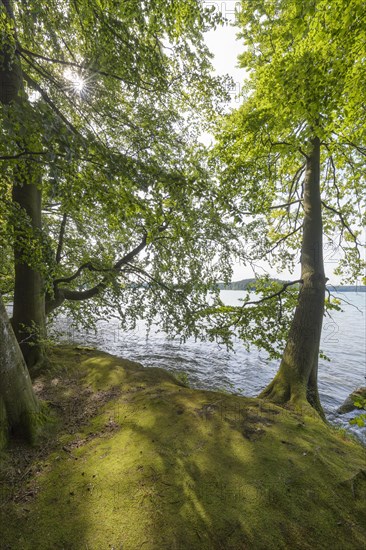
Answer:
xmin=212 ymin=0 xmax=366 ymax=415
xmin=0 ymin=0 xmax=236 ymax=370
xmin=0 ymin=294 xmax=42 ymax=448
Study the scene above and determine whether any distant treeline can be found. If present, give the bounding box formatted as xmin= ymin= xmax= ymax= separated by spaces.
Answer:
xmin=217 ymin=279 xmax=284 ymax=290
xmin=330 ymin=286 xmax=366 ymax=293
xmin=218 ymin=279 xmax=366 ymax=292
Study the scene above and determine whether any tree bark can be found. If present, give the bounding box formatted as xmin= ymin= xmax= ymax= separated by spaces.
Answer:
xmin=11 ymin=182 xmax=47 ymax=370
xmin=259 ymin=137 xmax=326 ymax=418
xmin=0 ymin=0 xmax=47 ymax=371
xmin=0 ymin=295 xmax=43 ymax=449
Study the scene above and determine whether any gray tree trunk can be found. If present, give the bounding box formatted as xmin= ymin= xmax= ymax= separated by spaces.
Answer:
xmin=0 ymin=295 xmax=42 ymax=449
xmin=259 ymin=137 xmax=326 ymax=418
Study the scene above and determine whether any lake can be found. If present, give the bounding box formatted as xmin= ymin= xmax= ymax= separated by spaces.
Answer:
xmin=53 ymin=290 xmax=366 ymax=443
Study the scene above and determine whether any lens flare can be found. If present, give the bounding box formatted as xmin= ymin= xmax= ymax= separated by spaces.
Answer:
xmin=64 ymin=68 xmax=88 ymax=96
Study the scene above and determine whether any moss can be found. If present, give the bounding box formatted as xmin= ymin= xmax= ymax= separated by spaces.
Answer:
xmin=1 ymin=345 xmax=366 ymax=549
xmin=0 ymin=397 xmax=8 ymax=450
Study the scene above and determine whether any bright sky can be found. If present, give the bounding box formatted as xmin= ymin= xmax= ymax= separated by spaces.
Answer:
xmin=205 ymin=23 xmax=246 ymax=108
xmin=203 ymin=17 xmax=361 ymax=285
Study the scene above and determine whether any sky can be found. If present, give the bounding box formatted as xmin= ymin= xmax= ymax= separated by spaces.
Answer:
xmin=205 ymin=22 xmax=246 ymax=109
xmin=202 ymin=13 xmax=364 ymax=286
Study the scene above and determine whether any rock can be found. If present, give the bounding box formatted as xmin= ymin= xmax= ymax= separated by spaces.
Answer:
xmin=337 ymin=387 xmax=366 ymax=414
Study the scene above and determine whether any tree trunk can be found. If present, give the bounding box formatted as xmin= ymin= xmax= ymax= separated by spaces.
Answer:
xmin=11 ymin=182 xmax=47 ymax=370
xmin=259 ymin=137 xmax=326 ymax=418
xmin=0 ymin=295 xmax=43 ymax=449
xmin=0 ymin=0 xmax=47 ymax=371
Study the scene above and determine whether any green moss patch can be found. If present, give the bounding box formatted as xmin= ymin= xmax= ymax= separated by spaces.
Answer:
xmin=1 ymin=346 xmax=365 ymax=549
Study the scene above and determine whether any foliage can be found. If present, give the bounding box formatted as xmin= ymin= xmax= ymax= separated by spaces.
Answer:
xmin=216 ymin=0 xmax=365 ymax=274
xmin=0 ymin=0 xmax=239 ymax=340
xmin=349 ymin=397 xmax=366 ymax=428
xmin=173 ymin=370 xmax=190 ymax=387
xmin=1 ymin=0 xmax=365 ymax=360
xmin=209 ymin=0 xmax=366 ymax=353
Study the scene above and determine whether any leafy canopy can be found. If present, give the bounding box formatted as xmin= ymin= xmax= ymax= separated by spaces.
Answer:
xmin=206 ymin=0 xmax=365 ymax=354
xmin=213 ymin=0 xmax=365 ymax=281
xmin=0 ymin=0 xmax=240 ymax=339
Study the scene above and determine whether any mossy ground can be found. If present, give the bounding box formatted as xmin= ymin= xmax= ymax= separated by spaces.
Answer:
xmin=1 ymin=346 xmax=365 ymax=549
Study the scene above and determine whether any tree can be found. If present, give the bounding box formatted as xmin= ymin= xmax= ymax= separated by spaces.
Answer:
xmin=0 ymin=0 xmax=235 ymax=370
xmin=0 ymin=0 xmax=47 ymax=369
xmin=213 ymin=0 xmax=366 ymax=415
xmin=0 ymin=293 xmax=42 ymax=448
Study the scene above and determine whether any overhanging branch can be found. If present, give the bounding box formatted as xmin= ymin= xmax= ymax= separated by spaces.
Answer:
xmin=239 ymin=279 xmax=303 ymax=308
xmin=263 ymin=224 xmax=303 ymax=258
xmin=0 ymin=151 xmax=48 ymax=161
xmin=241 ymin=199 xmax=302 ymax=216
xmin=48 ymin=225 xmax=171 ymax=313
xmin=54 ymin=234 xmax=148 ymax=286
xmin=231 ymin=278 xmax=303 ymax=328
xmin=321 ymin=201 xmax=361 ymax=254
xmin=125 ymin=264 xmax=173 ymax=293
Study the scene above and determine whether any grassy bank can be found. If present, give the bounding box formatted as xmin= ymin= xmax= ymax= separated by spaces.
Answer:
xmin=1 ymin=346 xmax=365 ymax=549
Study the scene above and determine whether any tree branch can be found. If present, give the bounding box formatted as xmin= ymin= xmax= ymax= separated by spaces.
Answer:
xmin=125 ymin=264 xmax=173 ymax=293
xmin=228 ymin=279 xmax=303 ymax=328
xmin=264 ymin=224 xmax=303 ymax=257
xmin=48 ymin=248 xmax=150 ymax=309
xmin=0 ymin=150 xmax=48 ymax=161
xmin=47 ymin=222 xmax=171 ymax=314
xmin=321 ymin=201 xmax=361 ymax=253
xmin=288 ymin=163 xmax=306 ymax=204
xmin=239 ymin=279 xmax=303 ymax=308
xmin=45 ymin=280 xmax=109 ymax=314
xmin=326 ymin=286 xmax=363 ymax=314
xmin=22 ymin=71 xmax=82 ymax=138
xmin=240 ymin=199 xmax=302 ymax=216
xmin=61 ymin=283 xmax=107 ymax=302
xmin=18 ymin=46 xmax=149 ymax=91
xmin=269 ymin=199 xmax=302 ymax=211
xmin=113 ymin=234 xmax=148 ymax=270
xmin=206 ymin=279 xmax=303 ymax=332
xmin=331 ymin=133 xmax=366 ymax=157
xmin=56 ymin=213 xmax=67 ymax=264
xmin=54 ymin=234 xmax=148 ymax=286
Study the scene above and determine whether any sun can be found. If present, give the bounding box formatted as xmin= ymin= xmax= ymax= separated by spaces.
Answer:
xmin=64 ymin=68 xmax=87 ymax=95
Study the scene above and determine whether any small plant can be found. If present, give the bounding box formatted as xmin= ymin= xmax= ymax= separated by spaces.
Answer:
xmin=349 ymin=397 xmax=366 ymax=428
xmin=174 ymin=371 xmax=190 ymax=387
xmin=353 ymin=397 xmax=366 ymax=409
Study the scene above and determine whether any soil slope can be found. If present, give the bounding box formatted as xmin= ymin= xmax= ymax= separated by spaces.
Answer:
xmin=1 ymin=346 xmax=365 ymax=549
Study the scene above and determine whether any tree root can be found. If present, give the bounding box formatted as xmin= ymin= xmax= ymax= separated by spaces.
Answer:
xmin=259 ymin=378 xmax=325 ymax=421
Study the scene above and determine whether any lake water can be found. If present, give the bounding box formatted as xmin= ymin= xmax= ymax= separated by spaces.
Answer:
xmin=53 ymin=291 xmax=366 ymax=443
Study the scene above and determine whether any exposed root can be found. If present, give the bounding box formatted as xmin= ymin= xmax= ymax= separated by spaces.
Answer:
xmin=259 ymin=378 xmax=325 ymax=421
